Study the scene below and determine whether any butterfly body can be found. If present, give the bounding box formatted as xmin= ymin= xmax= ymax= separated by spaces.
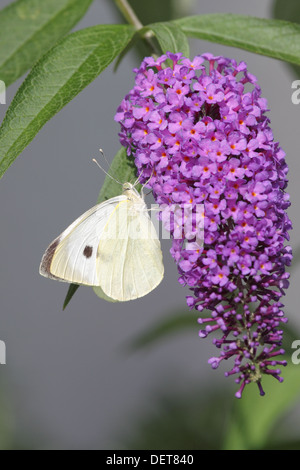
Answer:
xmin=40 ymin=183 xmax=164 ymax=301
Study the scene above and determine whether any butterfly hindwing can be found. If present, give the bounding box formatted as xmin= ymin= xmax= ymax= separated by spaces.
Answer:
xmin=96 ymin=197 xmax=164 ymax=301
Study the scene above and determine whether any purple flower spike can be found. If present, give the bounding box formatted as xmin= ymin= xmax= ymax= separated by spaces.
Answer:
xmin=115 ymin=52 xmax=292 ymax=398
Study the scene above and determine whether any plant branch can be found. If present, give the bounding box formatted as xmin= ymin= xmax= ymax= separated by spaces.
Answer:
xmin=113 ymin=0 xmax=143 ymax=30
xmin=113 ymin=0 xmax=161 ymax=56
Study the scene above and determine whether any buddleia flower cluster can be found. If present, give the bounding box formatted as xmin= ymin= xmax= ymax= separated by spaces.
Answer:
xmin=115 ymin=52 xmax=292 ymax=398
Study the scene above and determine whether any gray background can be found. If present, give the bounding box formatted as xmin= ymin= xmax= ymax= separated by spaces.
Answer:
xmin=0 ymin=0 xmax=299 ymax=449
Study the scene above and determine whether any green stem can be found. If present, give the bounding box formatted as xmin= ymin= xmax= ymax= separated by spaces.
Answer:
xmin=113 ymin=0 xmax=161 ymax=56
xmin=113 ymin=0 xmax=143 ymax=30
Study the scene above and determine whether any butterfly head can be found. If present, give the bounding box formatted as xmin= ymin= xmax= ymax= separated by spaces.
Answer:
xmin=122 ymin=182 xmax=145 ymax=204
xmin=122 ymin=182 xmax=134 ymax=192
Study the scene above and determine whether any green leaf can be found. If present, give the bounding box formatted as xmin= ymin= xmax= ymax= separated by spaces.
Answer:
xmin=63 ymin=147 xmax=138 ymax=307
xmin=273 ymin=0 xmax=300 ymax=76
xmin=223 ymin=363 xmax=300 ymax=450
xmin=64 ymin=283 xmax=119 ymax=309
xmin=63 ymin=284 xmax=79 ymax=310
xmin=0 ymin=24 xmax=134 ymax=179
xmin=96 ymin=147 xmax=139 ymax=204
xmin=0 ymin=0 xmax=93 ymax=87
xmin=123 ymin=388 xmax=232 ymax=450
xmin=176 ymin=14 xmax=300 ymax=66
xmin=264 ymin=440 xmax=300 ymax=450
xmin=145 ymin=21 xmax=190 ymax=57
xmin=126 ymin=310 xmax=199 ymax=351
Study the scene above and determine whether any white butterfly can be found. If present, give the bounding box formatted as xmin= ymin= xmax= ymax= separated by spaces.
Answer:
xmin=39 ymin=182 xmax=164 ymax=302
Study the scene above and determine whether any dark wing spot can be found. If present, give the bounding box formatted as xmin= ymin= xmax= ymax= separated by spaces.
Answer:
xmin=83 ymin=245 xmax=93 ymax=259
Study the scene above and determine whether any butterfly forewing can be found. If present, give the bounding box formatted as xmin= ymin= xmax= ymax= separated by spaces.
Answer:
xmin=39 ymin=196 xmax=126 ymax=285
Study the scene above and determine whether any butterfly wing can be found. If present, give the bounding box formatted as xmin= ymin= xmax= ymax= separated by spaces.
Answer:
xmin=39 ymin=196 xmax=127 ymax=286
xmin=96 ymin=198 xmax=164 ymax=301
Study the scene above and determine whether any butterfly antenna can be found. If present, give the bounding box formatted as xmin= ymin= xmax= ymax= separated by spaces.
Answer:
xmin=92 ymin=158 xmax=122 ymax=185
xmin=133 ymin=169 xmax=144 ymax=187
xmin=99 ymin=148 xmax=122 ymax=183
xmin=99 ymin=148 xmax=111 ymax=168
xmin=141 ymin=168 xmax=154 ymax=189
